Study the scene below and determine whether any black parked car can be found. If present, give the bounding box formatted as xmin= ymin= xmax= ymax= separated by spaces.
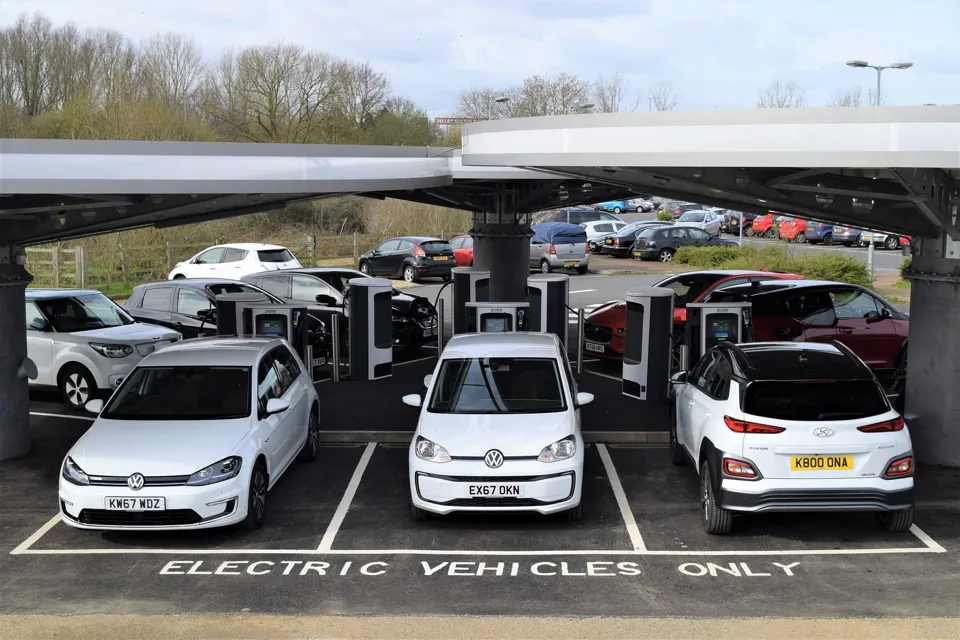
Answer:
xmin=124 ymin=278 xmax=331 ymax=357
xmin=242 ymin=268 xmax=439 ymax=350
xmin=358 ymin=236 xmax=454 ymax=283
xmin=720 ymin=210 xmax=756 ymax=235
xmin=632 ymin=224 xmax=738 ymax=262
xmin=600 ymin=221 xmax=672 ymax=258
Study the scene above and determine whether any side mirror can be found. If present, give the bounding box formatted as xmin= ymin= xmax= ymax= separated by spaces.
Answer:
xmin=265 ymin=398 xmax=291 ymax=416
xmin=402 ymin=394 xmax=422 ymax=408
xmin=423 ymin=374 xmax=433 ymax=388
xmin=28 ymin=319 xmax=48 ymax=331
xmin=316 ymin=294 xmax=337 ymax=306
xmin=84 ymin=398 xmax=104 ymax=414
xmin=881 ymin=307 xmax=892 ymax=319
xmin=575 ymin=391 xmax=595 ymax=407
xmin=670 ymin=371 xmax=688 ymax=385
xmin=197 ymin=308 xmax=216 ymax=321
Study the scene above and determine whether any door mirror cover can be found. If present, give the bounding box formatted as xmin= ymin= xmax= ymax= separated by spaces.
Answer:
xmin=423 ymin=374 xmax=433 ymax=388
xmin=265 ymin=398 xmax=291 ymax=415
xmin=575 ymin=392 xmax=595 ymax=407
xmin=316 ymin=294 xmax=337 ymax=306
xmin=670 ymin=371 xmax=688 ymax=385
xmin=84 ymin=398 xmax=105 ymax=414
xmin=402 ymin=394 xmax=422 ymax=408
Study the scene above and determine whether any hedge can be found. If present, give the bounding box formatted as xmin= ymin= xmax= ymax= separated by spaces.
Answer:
xmin=674 ymin=245 xmax=872 ymax=287
xmin=655 ymin=210 xmax=674 ymax=222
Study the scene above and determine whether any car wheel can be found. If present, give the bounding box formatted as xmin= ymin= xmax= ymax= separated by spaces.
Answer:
xmin=876 ymin=507 xmax=914 ymax=532
xmin=884 ymin=235 xmax=900 ymax=250
xmin=823 ymin=233 xmax=835 ymax=246
xmin=171 ymin=273 xmax=185 ymax=280
xmin=359 ymin=262 xmax=370 ymax=275
xmin=657 ymin=249 xmax=674 ymax=263
xmin=857 ymin=235 xmax=866 ymax=247
xmin=636 ymin=206 xmax=644 ymax=212
xmin=764 ymin=229 xmax=776 ymax=238
xmin=795 ymin=234 xmax=806 ymax=244
xmin=540 ymin=259 xmax=552 ymax=274
xmin=669 ymin=415 xmax=687 ymax=466
xmin=576 ymin=266 xmax=588 ymax=275
xmin=566 ymin=502 xmax=583 ymax=522
xmin=411 ymin=503 xmax=430 ymax=521
xmin=297 ymin=406 xmax=320 ymax=463
xmin=241 ymin=461 xmax=269 ymax=530
xmin=614 ymin=207 xmax=622 ymax=214
xmin=700 ymin=461 xmax=734 ymax=535
xmin=403 ymin=265 xmax=417 ymax=283
xmin=59 ymin=365 xmax=97 ymax=410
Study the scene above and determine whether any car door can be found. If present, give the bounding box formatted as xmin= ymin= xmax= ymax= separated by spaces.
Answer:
xmin=25 ymin=301 xmax=54 ymax=385
xmin=219 ymin=247 xmax=249 ymax=277
xmin=134 ymin=285 xmax=175 ymax=329
xmin=269 ymin=345 xmax=309 ymax=469
xmin=828 ymin=288 xmax=901 ymax=368
xmin=256 ymin=351 xmax=289 ymax=473
xmin=369 ymin=240 xmax=400 ymax=275
xmin=687 ymin=228 xmax=714 ymax=247
xmin=173 ymin=287 xmax=215 ymax=338
xmin=787 ymin=290 xmax=839 ymax=345
xmin=258 ymin=275 xmax=291 ymax=300
xmin=392 ymin=240 xmax=415 ymax=275
xmin=683 ymin=352 xmax=720 ymax=460
xmin=188 ymin=247 xmax=227 ymax=278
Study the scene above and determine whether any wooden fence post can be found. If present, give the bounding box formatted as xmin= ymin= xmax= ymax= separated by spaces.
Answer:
xmin=51 ymin=246 xmax=60 ymax=288
xmin=352 ymin=233 xmax=359 ymax=269
xmin=309 ymin=235 xmax=317 ymax=267
xmin=166 ymin=242 xmax=174 ymax=272
xmin=118 ymin=242 xmax=128 ymax=285
xmin=76 ymin=247 xmax=88 ymax=288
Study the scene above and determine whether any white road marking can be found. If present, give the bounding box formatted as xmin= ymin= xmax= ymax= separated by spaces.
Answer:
xmin=395 ymin=356 xmax=437 ymax=367
xmin=316 ymin=441 xmax=377 ymax=551
xmin=10 ymin=514 xmax=62 ymax=555
xmin=585 ymin=369 xmax=623 ymax=383
xmin=29 ymin=412 xmax=95 ymax=422
xmin=570 ymin=289 xmax=597 ymax=294
xmin=911 ymin=524 xmax=947 ymax=552
xmin=596 ymin=443 xmax=646 ymax=551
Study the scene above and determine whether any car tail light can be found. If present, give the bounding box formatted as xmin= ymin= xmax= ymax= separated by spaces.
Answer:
xmin=549 ymin=244 xmax=557 ymax=255
xmin=414 ymin=246 xmax=426 ymax=257
xmin=857 ymin=417 xmax=904 ymax=432
xmin=723 ymin=416 xmax=786 ymax=434
xmin=677 ymin=308 xmax=687 ymax=323
xmin=884 ymin=456 xmax=913 ymax=478
xmin=723 ymin=457 xmax=758 ymax=478
xmin=585 ymin=244 xmax=590 ymax=255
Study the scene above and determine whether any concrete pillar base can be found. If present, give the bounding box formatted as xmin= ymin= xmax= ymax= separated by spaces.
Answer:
xmin=0 ymin=246 xmax=34 ymax=461
xmin=472 ymin=220 xmax=532 ymax=303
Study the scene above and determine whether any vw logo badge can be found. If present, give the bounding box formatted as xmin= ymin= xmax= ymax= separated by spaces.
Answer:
xmin=813 ymin=427 xmax=834 ymax=438
xmin=127 ymin=473 xmax=145 ymax=491
xmin=484 ymin=450 xmax=504 ymax=469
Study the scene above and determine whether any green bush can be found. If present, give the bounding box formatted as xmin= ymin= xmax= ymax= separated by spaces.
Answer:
xmin=900 ymin=255 xmax=912 ymax=272
xmin=674 ymin=245 xmax=872 ymax=287
xmin=656 ymin=210 xmax=674 ymax=222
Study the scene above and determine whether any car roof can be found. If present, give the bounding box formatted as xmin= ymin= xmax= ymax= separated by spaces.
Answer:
xmin=133 ymin=278 xmax=260 ymax=289
xmin=269 ymin=267 xmax=364 ymax=277
xmin=26 ymin=288 xmax=103 ymax=300
xmin=441 ymin=332 xmax=561 ymax=359
xmin=141 ymin=337 xmax=282 ymax=367
xmin=723 ymin=342 xmax=874 ymax=382
xmin=708 ymin=279 xmax=856 ymax=297
xmin=394 ymin=236 xmax=442 ymax=243
xmin=215 ymin=243 xmax=287 ymax=250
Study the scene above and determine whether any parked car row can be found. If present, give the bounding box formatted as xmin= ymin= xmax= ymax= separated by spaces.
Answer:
xmin=720 ymin=214 xmax=911 ymax=249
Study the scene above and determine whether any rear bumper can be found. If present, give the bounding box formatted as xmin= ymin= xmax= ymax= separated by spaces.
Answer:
xmin=601 ymin=246 xmax=632 ymax=257
xmin=415 ymin=262 xmax=453 ymax=276
xmin=719 ymin=485 xmax=915 ymax=513
xmin=546 ymin=256 xmax=589 ymax=268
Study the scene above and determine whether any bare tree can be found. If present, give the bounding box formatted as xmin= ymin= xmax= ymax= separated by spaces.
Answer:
xmin=594 ymin=71 xmax=632 ymax=113
xmin=5 ymin=13 xmax=56 ymax=116
xmin=826 ymin=86 xmax=863 ymax=107
xmin=509 ymin=73 xmax=592 ymax=117
xmin=867 ymin=87 xmax=885 ymax=107
xmin=757 ymin=79 xmax=806 ymax=108
xmin=139 ymin=32 xmax=203 ymax=111
xmin=455 ymin=87 xmax=508 ymax=119
xmin=648 ymin=81 xmax=680 ymax=111
xmin=333 ymin=60 xmax=390 ymax=128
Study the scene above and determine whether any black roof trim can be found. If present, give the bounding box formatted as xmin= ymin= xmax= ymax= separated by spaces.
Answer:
xmin=718 ymin=341 xmax=874 ymax=382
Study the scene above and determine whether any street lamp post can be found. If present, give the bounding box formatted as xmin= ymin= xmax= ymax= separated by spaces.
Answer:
xmin=487 ymin=96 xmax=509 ymax=120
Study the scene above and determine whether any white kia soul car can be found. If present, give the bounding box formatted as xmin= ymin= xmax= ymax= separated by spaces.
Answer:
xmin=670 ymin=341 xmax=915 ymax=535
xmin=168 ymin=243 xmax=301 ymax=281
xmin=26 ymin=289 xmax=182 ymax=409
xmin=59 ymin=337 xmax=320 ymax=531
xmin=404 ymin=332 xmax=592 ymax=521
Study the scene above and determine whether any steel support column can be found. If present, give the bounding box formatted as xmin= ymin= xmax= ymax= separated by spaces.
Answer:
xmin=0 ymin=244 xmax=33 ymax=461
xmin=902 ymin=231 xmax=960 ymax=467
xmin=471 ymin=192 xmax=532 ymax=303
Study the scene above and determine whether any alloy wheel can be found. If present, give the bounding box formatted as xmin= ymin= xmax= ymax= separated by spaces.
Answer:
xmin=251 ymin=468 xmax=267 ymax=522
xmin=65 ymin=373 xmax=90 ymax=407
xmin=403 ymin=266 xmax=416 ymax=282
xmin=658 ymin=249 xmax=673 ymax=263
xmin=308 ymin=412 xmax=320 ymax=455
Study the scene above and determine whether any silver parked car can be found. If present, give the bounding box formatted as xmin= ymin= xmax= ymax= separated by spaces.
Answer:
xmin=831 ymin=225 xmax=864 ymax=247
xmin=530 ymin=222 xmax=589 ymax=275
xmin=675 ymin=210 xmax=722 ymax=236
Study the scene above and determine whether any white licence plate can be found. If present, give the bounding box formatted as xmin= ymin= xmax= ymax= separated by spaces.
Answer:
xmin=423 ymin=327 xmax=436 ymax=337
xmin=311 ymin=357 xmax=327 ymax=367
xmin=106 ymin=497 xmax=165 ymax=511
xmin=468 ymin=484 xmax=523 ymax=498
xmin=585 ymin=342 xmax=605 ymax=353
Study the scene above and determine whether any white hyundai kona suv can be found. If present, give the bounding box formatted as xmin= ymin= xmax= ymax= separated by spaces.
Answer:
xmin=404 ymin=332 xmax=593 ymax=521
xmin=670 ymin=341 xmax=915 ymax=535
xmin=59 ymin=337 xmax=320 ymax=531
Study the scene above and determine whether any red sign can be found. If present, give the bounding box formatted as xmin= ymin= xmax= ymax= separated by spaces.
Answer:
xmin=434 ymin=117 xmax=481 ymax=125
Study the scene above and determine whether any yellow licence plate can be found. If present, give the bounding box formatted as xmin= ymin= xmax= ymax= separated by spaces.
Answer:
xmin=565 ymin=261 xmax=578 ymax=267
xmin=790 ymin=455 xmax=854 ymax=471
xmin=433 ymin=256 xmax=449 ymax=261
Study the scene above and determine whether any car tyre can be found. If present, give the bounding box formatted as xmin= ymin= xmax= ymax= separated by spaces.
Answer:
xmin=636 ymin=206 xmax=644 ymax=212
xmin=359 ymin=262 xmax=370 ymax=275
xmin=59 ymin=364 xmax=97 ymax=410
xmin=823 ymin=233 xmax=835 ymax=246
xmin=540 ymin=259 xmax=552 ymax=274
xmin=700 ymin=462 xmax=734 ymax=535
xmin=403 ymin=265 xmax=418 ymax=283
xmin=576 ymin=265 xmax=588 ymax=275
xmin=669 ymin=416 xmax=687 ymax=466
xmin=613 ymin=207 xmax=622 ymax=214
xmin=171 ymin=273 xmax=185 ymax=280
xmin=411 ymin=503 xmax=430 ymax=521
xmin=764 ymin=229 xmax=776 ymax=239
xmin=566 ymin=503 xmax=583 ymax=522
xmin=657 ymin=248 xmax=674 ymax=263
xmin=884 ymin=235 xmax=900 ymax=250
xmin=876 ymin=507 xmax=914 ymax=532
xmin=241 ymin=461 xmax=269 ymax=530
xmin=795 ymin=234 xmax=806 ymax=243
xmin=297 ymin=406 xmax=320 ymax=462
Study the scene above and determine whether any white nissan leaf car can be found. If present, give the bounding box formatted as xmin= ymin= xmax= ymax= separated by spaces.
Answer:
xmin=404 ymin=333 xmax=592 ymax=521
xmin=58 ymin=337 xmax=320 ymax=531
xmin=670 ymin=341 xmax=915 ymax=535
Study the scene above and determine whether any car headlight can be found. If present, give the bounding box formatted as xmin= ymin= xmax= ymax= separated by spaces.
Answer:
xmin=538 ymin=436 xmax=577 ymax=462
xmin=186 ymin=456 xmax=242 ymax=486
xmin=392 ymin=313 xmax=408 ymax=323
xmin=89 ymin=343 xmax=134 ymax=358
xmin=62 ymin=456 xmax=90 ymax=486
xmin=415 ymin=436 xmax=451 ymax=463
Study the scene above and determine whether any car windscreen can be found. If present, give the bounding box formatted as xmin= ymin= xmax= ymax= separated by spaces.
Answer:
xmin=420 ymin=241 xmax=452 ymax=254
xmin=206 ymin=283 xmax=281 ymax=303
xmin=427 ymin=357 xmax=567 ymax=414
xmin=36 ymin=294 xmax=134 ymax=332
xmin=743 ymin=380 xmax=889 ymax=421
xmin=257 ymin=249 xmax=295 ymax=263
xmin=679 ymin=212 xmax=705 ymax=222
xmin=102 ymin=366 xmax=252 ymax=420
xmin=656 ymin=273 xmax=727 ymax=306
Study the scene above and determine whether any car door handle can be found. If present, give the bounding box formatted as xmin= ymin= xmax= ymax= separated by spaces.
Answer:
xmin=687 ymin=401 xmax=695 ymax=407
xmin=838 ymin=327 xmax=853 ymax=334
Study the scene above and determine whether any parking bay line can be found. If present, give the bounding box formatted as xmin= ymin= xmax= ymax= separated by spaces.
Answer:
xmin=596 ymin=443 xmax=646 ymax=551
xmin=10 ymin=514 xmax=62 ymax=555
xmin=316 ymin=441 xmax=378 ymax=551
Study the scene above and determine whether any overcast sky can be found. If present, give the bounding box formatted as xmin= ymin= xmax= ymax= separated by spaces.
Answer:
xmin=2 ymin=0 xmax=958 ymax=114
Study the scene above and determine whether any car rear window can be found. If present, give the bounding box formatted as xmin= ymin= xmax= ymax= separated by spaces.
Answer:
xmin=258 ymin=249 xmax=295 ymax=263
xmin=420 ymin=241 xmax=452 ymax=253
xmin=743 ymin=380 xmax=889 ymax=421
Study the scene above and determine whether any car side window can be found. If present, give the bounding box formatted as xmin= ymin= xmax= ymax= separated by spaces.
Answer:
xmin=595 ymin=223 xmax=613 ymax=233
xmin=222 ymin=248 xmax=248 ymax=263
xmin=176 ymin=289 xmax=213 ymax=317
xmin=25 ymin=302 xmax=47 ymax=331
xmin=141 ymin=287 xmax=173 ymax=312
xmin=831 ymin=289 xmax=881 ymax=319
xmin=704 ymin=355 xmax=732 ymax=400
xmin=690 ymin=352 xmax=716 ymax=388
xmin=614 ymin=223 xmax=626 ymax=231
xmin=396 ymin=240 xmax=415 ymax=251
xmin=270 ymin=345 xmax=301 ymax=390
xmin=292 ymin=275 xmax=339 ymax=302
xmin=195 ymin=247 xmax=226 ymax=264
xmin=668 ymin=228 xmax=689 ymax=240
xmin=689 ymin=229 xmax=711 ymax=241
xmin=377 ymin=240 xmax=401 ymax=252
xmin=259 ymin=276 xmax=289 ymax=298
xmin=600 ymin=212 xmax=618 ymax=221
xmin=711 ymin=277 xmax=752 ymax=294
xmin=257 ymin=354 xmax=283 ymax=417
xmin=448 ymin=237 xmax=463 ymax=249
xmin=463 ymin=237 xmax=473 ymax=249
xmin=790 ymin=291 xmax=837 ymax=326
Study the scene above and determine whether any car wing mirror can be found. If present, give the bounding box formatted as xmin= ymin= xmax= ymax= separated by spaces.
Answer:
xmin=265 ymin=398 xmax=291 ymax=416
xmin=575 ymin=392 xmax=595 ymax=407
xmin=84 ymin=398 xmax=104 ymax=414
xmin=197 ymin=308 xmax=216 ymax=321
xmin=316 ymin=294 xmax=337 ymax=306
xmin=423 ymin=374 xmax=433 ymax=388
xmin=670 ymin=371 xmax=688 ymax=385
xmin=402 ymin=394 xmax=422 ymax=408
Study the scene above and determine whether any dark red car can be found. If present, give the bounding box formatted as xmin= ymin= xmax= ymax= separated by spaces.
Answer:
xmin=582 ymin=270 xmax=803 ymax=359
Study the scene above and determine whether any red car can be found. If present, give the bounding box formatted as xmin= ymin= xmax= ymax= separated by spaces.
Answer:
xmin=582 ymin=270 xmax=804 ymax=358
xmin=777 ymin=217 xmax=808 ymax=242
xmin=749 ymin=213 xmax=775 ymax=237
xmin=448 ymin=235 xmax=474 ymax=267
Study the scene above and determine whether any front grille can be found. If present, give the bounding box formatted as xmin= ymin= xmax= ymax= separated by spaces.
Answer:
xmin=445 ymin=498 xmax=553 ymax=507
xmin=77 ymin=509 xmax=202 ymax=526
xmin=583 ymin=322 xmax=612 ymax=343
xmin=87 ymin=475 xmax=190 ymax=487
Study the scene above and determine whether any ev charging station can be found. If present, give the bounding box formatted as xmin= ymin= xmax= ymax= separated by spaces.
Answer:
xmin=452 ymin=267 xmax=490 ymax=335
xmin=347 ymin=277 xmax=394 ymax=381
xmin=683 ymin=302 xmax=753 ymax=370
xmin=465 ymin=301 xmax=530 ymax=333
xmin=621 ymin=287 xmax=675 ymax=403
xmin=526 ymin=273 xmax=570 ymax=345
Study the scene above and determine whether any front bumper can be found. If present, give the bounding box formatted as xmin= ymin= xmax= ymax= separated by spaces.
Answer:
xmin=58 ymin=473 xmax=249 ymax=530
xmin=719 ymin=477 xmax=915 ymax=513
